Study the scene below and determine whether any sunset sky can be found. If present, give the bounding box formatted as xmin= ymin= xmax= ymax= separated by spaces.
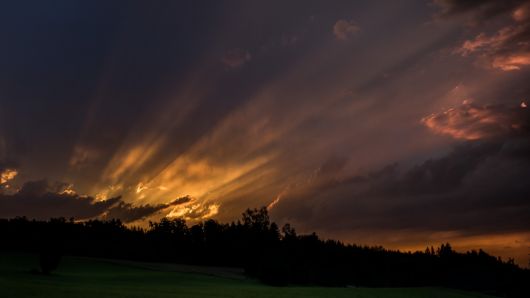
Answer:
xmin=1 ymin=0 xmax=529 ymax=265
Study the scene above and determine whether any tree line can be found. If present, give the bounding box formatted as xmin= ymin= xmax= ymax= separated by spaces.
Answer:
xmin=1 ymin=207 xmax=528 ymax=297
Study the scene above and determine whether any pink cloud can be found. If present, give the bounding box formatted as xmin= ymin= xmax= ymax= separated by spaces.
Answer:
xmin=422 ymin=102 xmax=529 ymax=140
xmin=456 ymin=25 xmax=530 ymax=71
xmin=453 ymin=2 xmax=530 ymax=71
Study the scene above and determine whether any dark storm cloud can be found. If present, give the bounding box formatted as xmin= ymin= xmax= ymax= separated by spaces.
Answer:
xmin=0 ymin=180 xmax=120 ymax=219
xmin=0 ymin=180 xmax=190 ymax=222
xmin=274 ymin=142 xmax=530 ymax=234
xmin=271 ymin=113 xmax=530 ymax=235
xmin=103 ymin=196 xmax=191 ymax=223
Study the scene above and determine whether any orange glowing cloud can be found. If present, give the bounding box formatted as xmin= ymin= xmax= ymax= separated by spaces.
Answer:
xmin=0 ymin=168 xmax=17 ymax=184
xmin=491 ymin=52 xmax=530 ymax=71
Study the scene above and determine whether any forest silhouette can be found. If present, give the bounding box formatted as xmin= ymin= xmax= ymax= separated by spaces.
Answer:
xmin=1 ymin=207 xmax=528 ymax=297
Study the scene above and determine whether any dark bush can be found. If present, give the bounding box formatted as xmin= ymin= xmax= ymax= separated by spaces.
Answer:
xmin=39 ymin=251 xmax=62 ymax=274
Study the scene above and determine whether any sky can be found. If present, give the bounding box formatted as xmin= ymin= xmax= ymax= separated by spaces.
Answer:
xmin=1 ymin=0 xmax=529 ymax=265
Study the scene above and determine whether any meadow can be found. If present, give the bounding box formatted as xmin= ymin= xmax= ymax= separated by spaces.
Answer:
xmin=0 ymin=253 xmax=496 ymax=298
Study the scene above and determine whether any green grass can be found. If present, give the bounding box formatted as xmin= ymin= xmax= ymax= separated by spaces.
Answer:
xmin=0 ymin=253 xmax=495 ymax=298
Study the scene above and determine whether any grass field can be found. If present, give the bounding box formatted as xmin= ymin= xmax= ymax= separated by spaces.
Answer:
xmin=0 ymin=253 xmax=496 ymax=298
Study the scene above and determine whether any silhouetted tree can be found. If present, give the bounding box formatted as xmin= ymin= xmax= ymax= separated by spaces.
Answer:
xmin=37 ymin=218 xmax=70 ymax=274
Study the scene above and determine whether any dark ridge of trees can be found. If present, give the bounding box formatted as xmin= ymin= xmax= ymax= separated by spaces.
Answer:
xmin=1 ymin=208 xmax=528 ymax=297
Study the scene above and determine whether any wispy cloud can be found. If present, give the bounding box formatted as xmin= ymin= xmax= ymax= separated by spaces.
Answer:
xmin=221 ymin=48 xmax=252 ymax=68
xmin=333 ymin=19 xmax=360 ymax=41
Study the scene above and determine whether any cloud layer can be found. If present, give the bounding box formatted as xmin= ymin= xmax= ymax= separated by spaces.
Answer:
xmin=272 ymin=134 xmax=530 ymax=249
xmin=0 ymin=180 xmax=189 ymax=223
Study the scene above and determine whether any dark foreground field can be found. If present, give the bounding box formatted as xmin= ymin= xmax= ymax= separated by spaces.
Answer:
xmin=0 ymin=253 xmax=496 ymax=298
